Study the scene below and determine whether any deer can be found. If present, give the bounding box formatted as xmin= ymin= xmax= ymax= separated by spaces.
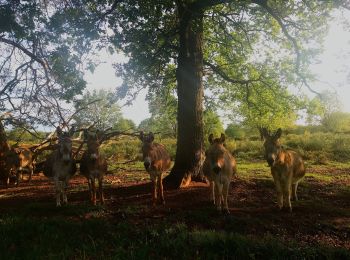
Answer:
xmin=43 ymin=126 xmax=76 ymax=206
xmin=80 ymin=129 xmax=107 ymax=205
xmin=14 ymin=147 xmax=34 ymax=183
xmin=202 ymin=133 xmax=237 ymax=214
xmin=0 ymin=120 xmax=20 ymax=187
xmin=259 ymin=128 xmax=305 ymax=212
xmin=139 ymin=131 xmax=171 ymax=206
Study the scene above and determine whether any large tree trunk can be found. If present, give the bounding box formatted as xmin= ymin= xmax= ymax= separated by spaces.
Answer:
xmin=163 ymin=4 xmax=204 ymax=189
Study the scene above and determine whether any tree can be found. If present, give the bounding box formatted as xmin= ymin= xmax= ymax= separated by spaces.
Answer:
xmin=321 ymin=111 xmax=350 ymax=133
xmin=203 ymin=110 xmax=224 ymax=138
xmin=73 ymin=89 xmax=134 ymax=131
xmin=306 ymin=90 xmax=342 ymax=126
xmin=225 ymin=123 xmax=246 ymax=140
xmin=102 ymin=0 xmax=348 ymax=187
xmin=0 ymin=1 xmax=101 ymax=129
xmin=3 ymin=1 xmax=349 ymax=188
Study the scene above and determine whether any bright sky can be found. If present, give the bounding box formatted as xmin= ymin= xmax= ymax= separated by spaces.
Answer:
xmin=84 ymin=9 xmax=350 ymax=126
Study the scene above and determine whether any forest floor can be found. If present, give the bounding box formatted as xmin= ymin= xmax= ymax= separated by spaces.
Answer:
xmin=0 ymin=161 xmax=349 ymax=259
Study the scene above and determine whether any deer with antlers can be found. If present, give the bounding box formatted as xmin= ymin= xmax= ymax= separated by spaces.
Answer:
xmin=139 ymin=131 xmax=171 ymax=206
xmin=259 ymin=128 xmax=305 ymax=212
xmin=43 ymin=126 xmax=77 ymax=206
xmin=80 ymin=129 xmax=107 ymax=205
xmin=203 ymin=133 xmax=237 ymax=214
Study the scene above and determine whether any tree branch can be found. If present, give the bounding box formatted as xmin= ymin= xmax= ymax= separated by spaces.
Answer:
xmin=204 ymin=60 xmax=262 ymax=84
xmin=0 ymin=37 xmax=50 ymax=82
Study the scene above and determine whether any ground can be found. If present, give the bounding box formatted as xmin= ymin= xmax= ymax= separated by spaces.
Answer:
xmin=0 ymin=161 xmax=349 ymax=258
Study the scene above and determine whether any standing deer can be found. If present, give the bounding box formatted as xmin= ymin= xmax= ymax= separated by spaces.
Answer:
xmin=0 ymin=120 xmax=19 ymax=187
xmin=80 ymin=130 xmax=107 ymax=205
xmin=203 ymin=133 xmax=237 ymax=214
xmin=139 ymin=131 xmax=171 ymax=206
xmin=260 ymin=128 xmax=305 ymax=212
xmin=15 ymin=147 xmax=34 ymax=183
xmin=43 ymin=126 xmax=76 ymax=206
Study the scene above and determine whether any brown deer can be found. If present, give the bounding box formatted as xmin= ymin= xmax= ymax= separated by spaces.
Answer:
xmin=14 ymin=147 xmax=34 ymax=183
xmin=260 ymin=128 xmax=305 ymax=212
xmin=43 ymin=126 xmax=76 ymax=206
xmin=203 ymin=133 xmax=237 ymax=214
xmin=139 ymin=131 xmax=171 ymax=206
xmin=80 ymin=130 xmax=107 ymax=205
xmin=0 ymin=120 xmax=19 ymax=187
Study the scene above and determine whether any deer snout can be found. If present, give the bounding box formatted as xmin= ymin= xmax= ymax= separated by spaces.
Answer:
xmin=267 ymin=154 xmax=276 ymax=167
xmin=90 ymin=153 xmax=98 ymax=160
xmin=144 ymin=161 xmax=150 ymax=170
xmin=212 ymin=165 xmax=221 ymax=174
xmin=62 ymin=154 xmax=71 ymax=163
xmin=143 ymin=157 xmax=151 ymax=170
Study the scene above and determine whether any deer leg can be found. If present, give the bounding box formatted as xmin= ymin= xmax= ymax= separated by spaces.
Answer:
xmin=28 ymin=166 xmax=33 ymax=182
xmin=15 ymin=169 xmax=20 ymax=187
xmin=214 ymin=182 xmax=223 ymax=211
xmin=98 ymin=177 xmax=104 ymax=205
xmin=5 ymin=172 xmax=10 ymax=188
xmin=272 ymin=173 xmax=283 ymax=210
xmin=222 ymin=181 xmax=230 ymax=214
xmin=158 ymin=173 xmax=165 ymax=205
xmin=91 ymin=178 xmax=97 ymax=206
xmin=282 ymin=181 xmax=292 ymax=212
xmin=62 ymin=178 xmax=69 ymax=205
xmin=210 ymin=181 xmax=215 ymax=205
xmin=54 ymin=180 xmax=61 ymax=207
xmin=292 ymin=182 xmax=299 ymax=201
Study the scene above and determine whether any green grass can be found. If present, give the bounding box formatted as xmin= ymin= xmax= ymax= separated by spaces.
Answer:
xmin=0 ymin=160 xmax=349 ymax=259
xmin=0 ymin=214 xmax=348 ymax=259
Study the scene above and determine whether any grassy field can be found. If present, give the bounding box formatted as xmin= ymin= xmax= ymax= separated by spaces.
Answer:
xmin=0 ymin=160 xmax=349 ymax=259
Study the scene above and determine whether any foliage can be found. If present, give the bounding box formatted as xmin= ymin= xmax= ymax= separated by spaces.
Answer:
xmin=203 ymin=109 xmax=224 ymax=138
xmin=0 ymin=1 xmax=105 ymax=127
xmin=306 ymin=90 xmax=343 ymax=127
xmin=321 ymin=111 xmax=350 ymax=133
xmin=73 ymin=89 xmax=135 ymax=131
xmin=225 ymin=123 xmax=246 ymax=140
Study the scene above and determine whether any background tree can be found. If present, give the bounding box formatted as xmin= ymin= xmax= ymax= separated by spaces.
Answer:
xmin=73 ymin=89 xmax=134 ymax=131
xmin=306 ymin=90 xmax=342 ymax=127
xmin=203 ymin=110 xmax=224 ymax=138
xmin=0 ymin=1 xmax=103 ymax=129
xmin=2 ymin=1 xmax=349 ymax=188
xmin=102 ymin=0 xmax=349 ymax=187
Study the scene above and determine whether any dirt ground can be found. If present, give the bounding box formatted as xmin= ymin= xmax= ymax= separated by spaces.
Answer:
xmin=0 ymin=168 xmax=349 ymax=251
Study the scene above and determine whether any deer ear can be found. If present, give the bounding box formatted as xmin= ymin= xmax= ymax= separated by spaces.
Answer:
xmin=83 ymin=129 xmax=89 ymax=140
xmin=259 ymin=127 xmax=265 ymax=140
xmin=274 ymin=128 xmax=282 ymax=139
xmin=208 ymin=134 xmax=214 ymax=144
xmin=139 ymin=131 xmax=144 ymax=141
xmin=149 ymin=132 xmax=154 ymax=142
xmin=220 ymin=133 xmax=226 ymax=143
xmin=69 ymin=125 xmax=75 ymax=137
xmin=56 ymin=126 xmax=62 ymax=136
xmin=259 ymin=127 xmax=268 ymax=140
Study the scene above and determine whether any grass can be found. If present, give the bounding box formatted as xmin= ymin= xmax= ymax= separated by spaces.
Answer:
xmin=0 ymin=160 xmax=349 ymax=259
xmin=0 ymin=214 xmax=349 ymax=259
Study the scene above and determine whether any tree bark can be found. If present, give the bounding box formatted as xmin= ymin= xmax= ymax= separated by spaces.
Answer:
xmin=163 ymin=3 xmax=204 ymax=189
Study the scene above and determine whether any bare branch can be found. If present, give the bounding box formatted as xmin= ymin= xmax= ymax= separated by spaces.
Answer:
xmin=0 ymin=37 xmax=50 ymax=83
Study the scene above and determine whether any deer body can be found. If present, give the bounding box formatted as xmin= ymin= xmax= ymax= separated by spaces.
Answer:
xmin=203 ymin=133 xmax=237 ymax=214
xmin=43 ymin=127 xmax=76 ymax=206
xmin=0 ymin=121 xmax=19 ymax=187
xmin=15 ymin=148 xmax=34 ymax=183
xmin=140 ymin=132 xmax=171 ymax=206
xmin=260 ymin=128 xmax=305 ymax=212
xmin=80 ymin=130 xmax=107 ymax=205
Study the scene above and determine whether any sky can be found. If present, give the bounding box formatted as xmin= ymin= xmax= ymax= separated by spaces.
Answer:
xmin=84 ymin=9 xmax=350 ymax=126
